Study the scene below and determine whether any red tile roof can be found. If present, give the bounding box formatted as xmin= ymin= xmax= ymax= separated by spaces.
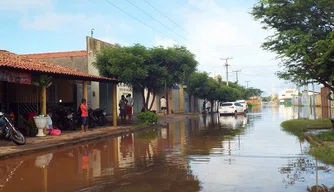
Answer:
xmin=22 ymin=50 xmax=87 ymax=59
xmin=0 ymin=50 xmax=117 ymax=82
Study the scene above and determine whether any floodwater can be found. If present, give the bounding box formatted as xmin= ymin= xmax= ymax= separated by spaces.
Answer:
xmin=0 ymin=106 xmax=334 ymax=192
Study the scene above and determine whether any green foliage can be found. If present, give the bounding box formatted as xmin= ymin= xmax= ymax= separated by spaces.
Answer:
xmin=185 ymin=72 xmax=209 ymax=98
xmin=20 ymin=116 xmax=37 ymax=131
xmin=314 ymin=130 xmax=334 ymax=142
xmin=93 ymin=44 xmax=198 ymax=110
xmin=32 ymin=74 xmax=52 ymax=87
xmin=136 ymin=112 xmax=158 ymax=125
xmin=252 ymin=0 xmax=334 ymax=91
xmin=309 ymin=145 xmax=334 ymax=165
xmin=281 ymin=119 xmax=332 ymax=139
xmin=244 ymin=88 xmax=263 ymax=99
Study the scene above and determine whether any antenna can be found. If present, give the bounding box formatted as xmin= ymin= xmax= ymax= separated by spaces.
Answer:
xmin=91 ymin=28 xmax=95 ymax=38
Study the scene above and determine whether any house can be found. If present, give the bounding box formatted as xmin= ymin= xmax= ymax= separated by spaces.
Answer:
xmin=0 ymin=50 xmax=119 ymax=128
xmin=23 ymin=36 xmax=196 ymax=115
xmin=278 ymin=89 xmax=298 ymax=105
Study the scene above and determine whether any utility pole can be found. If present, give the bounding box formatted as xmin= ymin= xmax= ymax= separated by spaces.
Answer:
xmin=232 ymin=70 xmax=241 ymax=84
xmin=220 ymin=57 xmax=233 ymax=86
xmin=245 ymin=81 xmax=251 ymax=89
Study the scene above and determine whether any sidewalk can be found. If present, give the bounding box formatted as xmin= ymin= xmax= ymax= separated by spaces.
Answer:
xmin=0 ymin=113 xmax=198 ymax=160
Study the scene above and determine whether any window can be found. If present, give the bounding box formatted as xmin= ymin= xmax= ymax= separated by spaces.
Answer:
xmin=221 ymin=103 xmax=232 ymax=106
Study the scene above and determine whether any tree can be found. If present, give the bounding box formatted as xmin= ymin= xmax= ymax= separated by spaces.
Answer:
xmin=252 ymin=0 xmax=334 ymax=92
xmin=186 ymin=72 xmax=210 ymax=112
xmin=205 ymin=78 xmax=220 ymax=113
xmin=244 ymin=88 xmax=263 ymax=99
xmin=93 ymin=44 xmax=198 ymax=111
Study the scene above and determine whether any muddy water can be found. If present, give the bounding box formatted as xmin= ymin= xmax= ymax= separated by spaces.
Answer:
xmin=0 ymin=106 xmax=333 ymax=192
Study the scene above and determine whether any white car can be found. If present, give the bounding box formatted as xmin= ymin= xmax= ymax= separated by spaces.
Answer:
xmin=219 ymin=102 xmax=245 ymax=116
xmin=236 ymin=100 xmax=248 ymax=113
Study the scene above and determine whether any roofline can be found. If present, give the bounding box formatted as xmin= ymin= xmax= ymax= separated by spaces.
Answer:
xmin=21 ymin=50 xmax=87 ymax=59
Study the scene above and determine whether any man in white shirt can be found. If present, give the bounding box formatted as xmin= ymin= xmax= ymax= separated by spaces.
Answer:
xmin=160 ymin=96 xmax=167 ymax=115
xmin=126 ymin=94 xmax=134 ymax=123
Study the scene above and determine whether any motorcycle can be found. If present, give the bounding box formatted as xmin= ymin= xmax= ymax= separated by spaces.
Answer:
xmin=0 ymin=112 xmax=26 ymax=145
xmin=55 ymin=108 xmax=76 ymax=131
xmin=90 ymin=108 xmax=107 ymax=126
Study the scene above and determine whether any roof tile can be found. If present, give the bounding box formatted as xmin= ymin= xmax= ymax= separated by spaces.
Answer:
xmin=22 ymin=50 xmax=87 ymax=59
xmin=0 ymin=50 xmax=116 ymax=82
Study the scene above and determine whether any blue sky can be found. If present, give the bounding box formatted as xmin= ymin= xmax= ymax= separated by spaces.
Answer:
xmin=1 ymin=0 xmax=305 ymax=95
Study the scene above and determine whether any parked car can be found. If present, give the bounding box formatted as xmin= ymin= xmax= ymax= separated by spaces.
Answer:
xmin=236 ymin=100 xmax=248 ymax=113
xmin=219 ymin=102 xmax=244 ymax=116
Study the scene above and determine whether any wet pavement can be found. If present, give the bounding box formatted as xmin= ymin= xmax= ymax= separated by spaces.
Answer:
xmin=0 ymin=106 xmax=334 ymax=192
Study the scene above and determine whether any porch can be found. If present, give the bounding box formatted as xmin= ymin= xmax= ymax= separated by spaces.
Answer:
xmin=0 ymin=50 xmax=119 ymax=131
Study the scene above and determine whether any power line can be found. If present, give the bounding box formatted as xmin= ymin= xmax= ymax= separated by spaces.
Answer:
xmin=125 ymin=0 xmax=187 ymax=40
xmin=104 ymin=0 xmax=173 ymax=41
xmin=143 ymin=0 xmax=190 ymax=35
xmin=189 ymin=43 xmax=262 ymax=51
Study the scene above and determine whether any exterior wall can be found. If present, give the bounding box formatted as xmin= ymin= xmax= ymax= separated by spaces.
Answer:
xmin=133 ymin=90 xmax=144 ymax=114
xmin=301 ymin=91 xmax=310 ymax=106
xmin=9 ymin=83 xmax=38 ymax=103
xmin=54 ymin=79 xmax=73 ymax=103
xmin=246 ymin=99 xmax=261 ymax=105
xmin=179 ymin=86 xmax=184 ymax=112
xmin=183 ymin=90 xmax=190 ymax=112
xmin=87 ymin=36 xmax=112 ymax=109
xmin=99 ymin=83 xmax=113 ymax=115
xmin=278 ymin=89 xmax=298 ymax=100
xmin=173 ymin=88 xmax=180 ymax=112
xmin=38 ymin=56 xmax=88 ymax=73
xmin=315 ymin=94 xmax=322 ymax=106
xmin=321 ymin=87 xmax=330 ymax=108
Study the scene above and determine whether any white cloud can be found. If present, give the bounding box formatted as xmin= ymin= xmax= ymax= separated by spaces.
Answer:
xmin=153 ymin=0 xmax=289 ymax=93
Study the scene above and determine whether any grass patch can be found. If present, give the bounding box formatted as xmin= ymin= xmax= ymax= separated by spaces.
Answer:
xmin=314 ymin=130 xmax=334 ymax=142
xmin=309 ymin=144 xmax=334 ymax=165
xmin=281 ymin=119 xmax=332 ymax=139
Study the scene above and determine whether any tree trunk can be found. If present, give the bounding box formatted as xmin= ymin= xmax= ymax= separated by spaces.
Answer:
xmin=149 ymin=91 xmax=156 ymax=110
xmin=209 ymin=99 xmax=214 ymax=114
xmin=141 ymin=87 xmax=146 ymax=111
xmin=193 ymin=95 xmax=198 ymax=113
xmin=144 ymin=89 xmax=151 ymax=112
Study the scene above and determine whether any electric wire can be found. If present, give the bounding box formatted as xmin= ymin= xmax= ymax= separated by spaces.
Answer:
xmin=125 ymin=0 xmax=187 ymax=40
xmin=143 ymin=0 xmax=190 ymax=35
xmin=104 ymin=0 xmax=173 ymax=41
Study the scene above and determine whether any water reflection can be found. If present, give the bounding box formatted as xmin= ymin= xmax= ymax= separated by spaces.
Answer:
xmin=0 ymin=106 xmax=334 ymax=191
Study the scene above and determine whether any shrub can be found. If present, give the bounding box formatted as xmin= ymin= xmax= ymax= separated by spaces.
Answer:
xmin=136 ymin=111 xmax=158 ymax=125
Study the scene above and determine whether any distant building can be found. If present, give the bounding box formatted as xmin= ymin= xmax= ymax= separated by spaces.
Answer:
xmin=278 ymin=89 xmax=298 ymax=105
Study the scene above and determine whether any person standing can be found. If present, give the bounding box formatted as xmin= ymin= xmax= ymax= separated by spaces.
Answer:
xmin=119 ymin=95 xmax=127 ymax=124
xmin=80 ymin=98 xmax=88 ymax=133
xmin=160 ymin=96 xmax=167 ymax=115
xmin=125 ymin=94 xmax=134 ymax=123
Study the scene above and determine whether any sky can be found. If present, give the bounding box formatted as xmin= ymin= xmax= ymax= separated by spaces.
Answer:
xmin=0 ymin=0 xmax=304 ymax=96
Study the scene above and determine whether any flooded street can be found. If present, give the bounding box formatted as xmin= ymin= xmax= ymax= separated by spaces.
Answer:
xmin=0 ymin=106 xmax=334 ymax=192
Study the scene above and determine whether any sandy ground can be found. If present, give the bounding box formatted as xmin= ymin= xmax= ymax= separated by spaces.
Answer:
xmin=0 ymin=113 xmax=199 ymax=160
